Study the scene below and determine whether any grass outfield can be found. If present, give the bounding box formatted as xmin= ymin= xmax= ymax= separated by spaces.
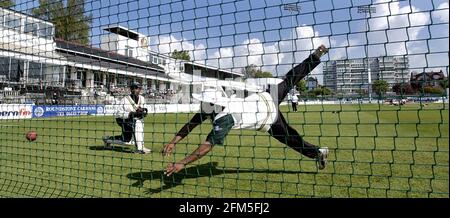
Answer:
xmin=0 ymin=103 xmax=448 ymax=198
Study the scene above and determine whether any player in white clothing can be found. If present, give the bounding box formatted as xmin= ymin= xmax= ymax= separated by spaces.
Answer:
xmin=103 ymin=82 xmax=151 ymax=154
xmin=162 ymin=45 xmax=330 ymax=175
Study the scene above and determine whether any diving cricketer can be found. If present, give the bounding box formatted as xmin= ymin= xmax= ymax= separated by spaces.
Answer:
xmin=162 ymin=45 xmax=330 ymax=175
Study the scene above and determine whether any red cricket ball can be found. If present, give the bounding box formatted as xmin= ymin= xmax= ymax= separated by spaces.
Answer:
xmin=26 ymin=131 xmax=37 ymax=142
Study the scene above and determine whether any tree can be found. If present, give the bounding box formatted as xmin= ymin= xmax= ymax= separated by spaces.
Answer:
xmin=242 ymin=64 xmax=274 ymax=79
xmin=355 ymin=88 xmax=367 ymax=96
xmin=32 ymin=0 xmax=92 ymax=45
xmin=310 ymin=86 xmax=332 ymax=97
xmin=320 ymin=86 xmax=332 ymax=96
xmin=254 ymin=71 xmax=273 ymax=78
xmin=423 ymin=86 xmax=444 ymax=95
xmin=0 ymin=0 xmax=15 ymax=8
xmin=242 ymin=64 xmax=258 ymax=78
xmin=372 ymin=80 xmax=389 ymax=98
xmin=171 ymin=50 xmax=191 ymax=61
xmin=296 ymin=79 xmax=307 ymax=94
xmin=392 ymin=83 xmax=415 ymax=95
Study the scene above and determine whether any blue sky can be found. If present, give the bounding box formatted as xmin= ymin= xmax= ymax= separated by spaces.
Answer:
xmin=13 ymin=0 xmax=450 ymax=82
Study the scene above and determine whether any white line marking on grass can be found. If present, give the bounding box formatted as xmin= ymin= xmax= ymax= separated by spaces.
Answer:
xmin=0 ymin=124 xmax=21 ymax=127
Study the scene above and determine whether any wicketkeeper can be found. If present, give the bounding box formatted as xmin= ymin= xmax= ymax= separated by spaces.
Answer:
xmin=162 ymin=45 xmax=330 ymax=175
xmin=103 ymin=82 xmax=151 ymax=154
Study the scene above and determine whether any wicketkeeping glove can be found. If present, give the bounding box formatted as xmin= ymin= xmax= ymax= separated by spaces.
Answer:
xmin=132 ymin=107 xmax=148 ymax=119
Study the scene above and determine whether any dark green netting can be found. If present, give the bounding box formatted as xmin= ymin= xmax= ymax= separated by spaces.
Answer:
xmin=0 ymin=0 xmax=448 ymax=197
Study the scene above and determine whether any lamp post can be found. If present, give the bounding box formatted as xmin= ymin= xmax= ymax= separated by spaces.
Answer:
xmin=357 ymin=5 xmax=376 ymax=103
xmin=283 ymin=3 xmax=300 ymax=93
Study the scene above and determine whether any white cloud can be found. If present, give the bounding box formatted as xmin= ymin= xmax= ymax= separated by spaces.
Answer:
xmin=209 ymin=47 xmax=234 ymax=69
xmin=208 ymin=25 xmax=330 ymax=79
xmin=193 ymin=25 xmax=330 ymax=77
xmin=369 ymin=1 xmax=448 ymax=71
xmin=236 ymin=38 xmax=264 ymax=67
xmin=233 ymin=38 xmax=284 ymax=74
xmin=151 ymin=35 xmax=206 ymax=61
xmin=434 ymin=2 xmax=449 ymax=22
xmin=151 ymin=0 xmax=448 ymax=79
xmin=365 ymin=1 xmax=439 ymax=60
xmin=371 ymin=2 xmax=430 ymax=41
xmin=274 ymin=26 xmax=326 ymax=64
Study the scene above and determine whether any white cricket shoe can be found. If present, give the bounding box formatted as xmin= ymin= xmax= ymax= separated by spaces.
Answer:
xmin=103 ymin=136 xmax=134 ymax=147
xmin=123 ymin=140 xmax=135 ymax=146
xmin=142 ymin=147 xmax=151 ymax=153
xmin=317 ymin=147 xmax=329 ymax=170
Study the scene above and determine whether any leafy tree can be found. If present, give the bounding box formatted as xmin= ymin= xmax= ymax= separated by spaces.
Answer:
xmin=392 ymin=83 xmax=415 ymax=95
xmin=309 ymin=86 xmax=332 ymax=97
xmin=254 ymin=71 xmax=273 ymax=78
xmin=355 ymin=88 xmax=367 ymax=96
xmin=372 ymin=80 xmax=389 ymax=98
xmin=0 ymin=0 xmax=14 ymax=8
xmin=171 ymin=49 xmax=191 ymax=61
xmin=423 ymin=86 xmax=444 ymax=95
xmin=242 ymin=64 xmax=273 ymax=79
xmin=296 ymin=79 xmax=307 ymax=94
xmin=242 ymin=64 xmax=258 ymax=78
xmin=320 ymin=86 xmax=332 ymax=96
xmin=32 ymin=0 xmax=92 ymax=45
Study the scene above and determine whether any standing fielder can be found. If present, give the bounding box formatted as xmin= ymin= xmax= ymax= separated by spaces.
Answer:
xmin=291 ymin=93 xmax=299 ymax=112
xmin=103 ymin=82 xmax=151 ymax=154
xmin=162 ymin=45 xmax=329 ymax=176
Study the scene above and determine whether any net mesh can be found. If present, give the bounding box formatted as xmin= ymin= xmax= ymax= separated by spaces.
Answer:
xmin=0 ymin=0 xmax=448 ymax=198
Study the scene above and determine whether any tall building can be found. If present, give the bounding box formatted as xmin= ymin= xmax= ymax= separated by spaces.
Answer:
xmin=323 ymin=56 xmax=409 ymax=95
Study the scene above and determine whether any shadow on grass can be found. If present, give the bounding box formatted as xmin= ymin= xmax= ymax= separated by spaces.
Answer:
xmin=88 ymin=145 xmax=134 ymax=153
xmin=127 ymin=162 xmax=315 ymax=194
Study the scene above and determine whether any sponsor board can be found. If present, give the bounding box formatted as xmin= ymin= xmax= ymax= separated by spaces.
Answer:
xmin=32 ymin=105 xmax=105 ymax=118
xmin=0 ymin=104 xmax=33 ymax=119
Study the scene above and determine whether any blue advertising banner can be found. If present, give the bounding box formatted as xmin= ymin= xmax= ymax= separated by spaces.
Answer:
xmin=32 ymin=105 xmax=105 ymax=118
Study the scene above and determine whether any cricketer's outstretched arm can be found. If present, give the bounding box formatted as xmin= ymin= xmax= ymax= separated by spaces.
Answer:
xmin=162 ymin=112 xmax=209 ymax=156
xmin=274 ymin=45 xmax=328 ymax=104
xmin=165 ymin=141 xmax=213 ymax=176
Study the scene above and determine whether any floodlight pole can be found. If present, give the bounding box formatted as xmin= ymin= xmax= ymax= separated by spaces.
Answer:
xmin=358 ymin=5 xmax=376 ymax=103
xmin=283 ymin=3 xmax=300 ymax=93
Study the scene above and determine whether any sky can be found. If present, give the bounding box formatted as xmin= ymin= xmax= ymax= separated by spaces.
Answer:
xmin=12 ymin=0 xmax=450 ymax=83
